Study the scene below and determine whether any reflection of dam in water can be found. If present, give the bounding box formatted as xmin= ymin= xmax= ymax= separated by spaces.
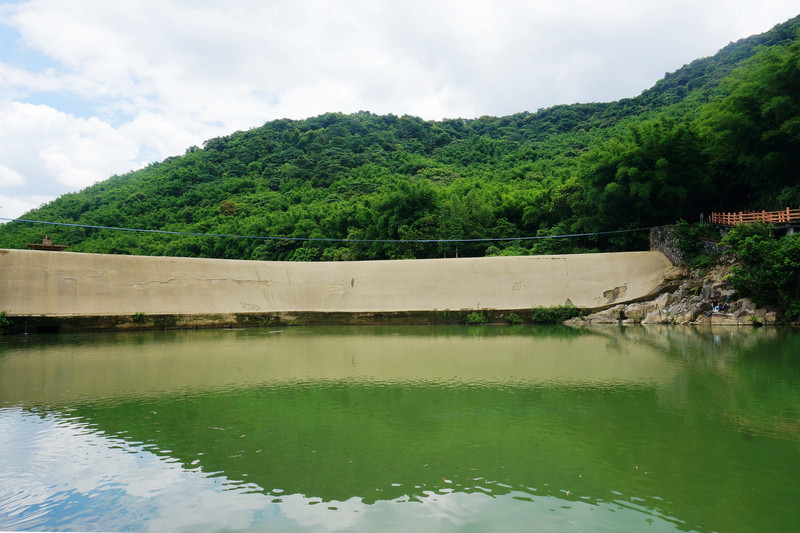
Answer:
xmin=0 ymin=326 xmax=686 ymax=406
xmin=0 ymin=248 xmax=673 ymax=330
xmin=0 ymin=325 xmax=778 ymax=407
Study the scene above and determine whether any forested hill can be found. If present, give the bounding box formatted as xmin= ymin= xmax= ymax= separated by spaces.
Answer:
xmin=2 ymin=15 xmax=799 ymax=262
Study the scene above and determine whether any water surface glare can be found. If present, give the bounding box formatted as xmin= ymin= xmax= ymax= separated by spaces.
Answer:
xmin=1 ymin=325 xmax=799 ymax=531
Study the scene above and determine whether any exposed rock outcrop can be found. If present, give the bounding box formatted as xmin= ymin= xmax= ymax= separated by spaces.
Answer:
xmin=566 ymin=262 xmax=778 ymax=326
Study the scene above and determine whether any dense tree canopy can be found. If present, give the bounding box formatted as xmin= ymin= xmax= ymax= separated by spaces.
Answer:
xmin=700 ymin=39 xmax=800 ymax=208
xmin=1 ymin=15 xmax=799 ymax=261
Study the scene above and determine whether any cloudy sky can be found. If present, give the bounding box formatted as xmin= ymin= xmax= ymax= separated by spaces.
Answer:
xmin=0 ymin=0 xmax=798 ymax=220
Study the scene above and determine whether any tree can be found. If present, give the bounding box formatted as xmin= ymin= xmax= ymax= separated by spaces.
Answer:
xmin=579 ymin=117 xmax=709 ymax=231
xmin=219 ymin=200 xmax=237 ymax=216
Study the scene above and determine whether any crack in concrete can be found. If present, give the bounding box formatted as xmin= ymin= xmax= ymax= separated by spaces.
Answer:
xmin=130 ymin=279 xmax=176 ymax=288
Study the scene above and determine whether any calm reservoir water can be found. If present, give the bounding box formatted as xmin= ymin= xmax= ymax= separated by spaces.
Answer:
xmin=1 ymin=325 xmax=799 ymax=532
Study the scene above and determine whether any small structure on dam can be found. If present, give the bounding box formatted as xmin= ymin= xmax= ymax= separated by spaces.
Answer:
xmin=26 ymin=236 xmax=67 ymax=252
xmin=0 ymin=248 xmax=676 ymax=332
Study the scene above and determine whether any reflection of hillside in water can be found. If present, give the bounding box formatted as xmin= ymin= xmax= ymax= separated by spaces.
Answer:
xmin=2 ymin=326 xmax=799 ymax=533
xmin=575 ymin=325 xmax=800 ymax=442
xmin=606 ymin=326 xmax=800 ymax=442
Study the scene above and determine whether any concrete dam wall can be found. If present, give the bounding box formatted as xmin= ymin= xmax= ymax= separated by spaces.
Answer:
xmin=0 ymin=248 xmax=673 ymax=330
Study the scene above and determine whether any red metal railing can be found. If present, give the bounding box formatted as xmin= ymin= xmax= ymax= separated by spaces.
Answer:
xmin=710 ymin=207 xmax=800 ymax=226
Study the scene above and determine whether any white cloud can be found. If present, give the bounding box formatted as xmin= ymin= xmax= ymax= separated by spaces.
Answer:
xmin=0 ymin=163 xmax=24 ymax=187
xmin=0 ymin=0 xmax=798 ymax=218
xmin=0 ymin=408 xmax=281 ymax=532
xmin=0 ymin=101 xmax=140 ymax=182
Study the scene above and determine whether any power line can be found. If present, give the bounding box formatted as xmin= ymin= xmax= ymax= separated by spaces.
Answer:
xmin=0 ymin=217 xmax=656 ymax=244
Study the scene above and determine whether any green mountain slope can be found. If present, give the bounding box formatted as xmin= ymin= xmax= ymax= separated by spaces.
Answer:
xmin=2 ymin=14 xmax=799 ymax=261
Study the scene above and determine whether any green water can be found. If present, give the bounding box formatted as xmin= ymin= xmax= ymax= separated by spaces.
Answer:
xmin=1 ymin=325 xmax=799 ymax=532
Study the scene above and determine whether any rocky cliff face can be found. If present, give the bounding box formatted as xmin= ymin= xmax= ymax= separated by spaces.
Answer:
xmin=566 ymin=261 xmax=779 ymax=326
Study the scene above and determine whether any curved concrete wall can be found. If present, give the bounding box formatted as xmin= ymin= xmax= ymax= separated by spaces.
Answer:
xmin=0 ymin=249 xmax=672 ymax=317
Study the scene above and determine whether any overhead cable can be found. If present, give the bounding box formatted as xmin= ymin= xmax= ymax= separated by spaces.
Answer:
xmin=1 ymin=217 xmax=656 ymax=244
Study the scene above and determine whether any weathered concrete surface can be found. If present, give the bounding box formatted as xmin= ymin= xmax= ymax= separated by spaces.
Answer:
xmin=0 ymin=249 xmax=672 ymax=319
